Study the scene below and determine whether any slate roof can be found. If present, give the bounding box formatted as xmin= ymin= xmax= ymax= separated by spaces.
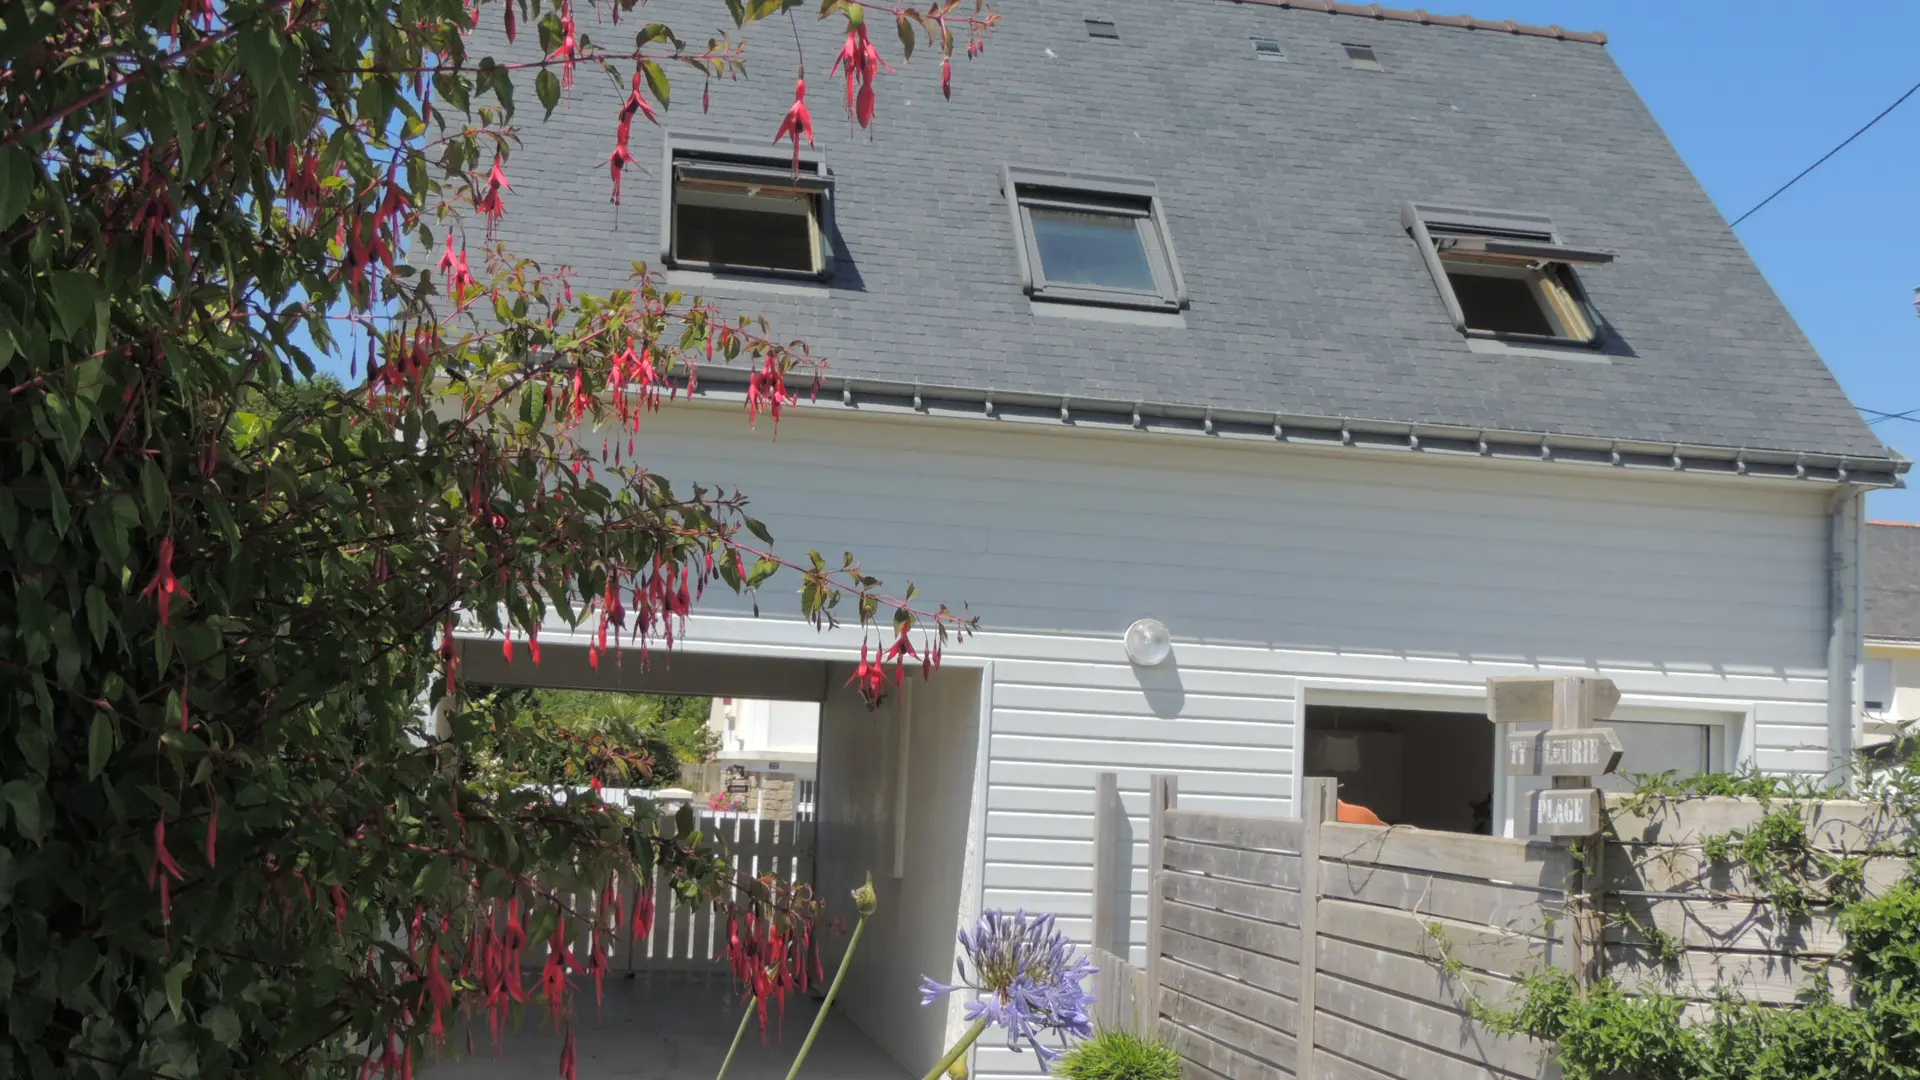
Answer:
xmin=485 ymin=0 xmax=1902 ymax=478
xmin=1866 ymin=523 xmax=1920 ymax=643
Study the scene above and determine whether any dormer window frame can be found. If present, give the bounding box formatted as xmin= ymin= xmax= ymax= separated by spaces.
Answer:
xmin=661 ymin=131 xmax=836 ymax=282
xmin=1004 ymin=166 xmax=1188 ymax=313
xmin=1403 ymin=202 xmax=1613 ymax=348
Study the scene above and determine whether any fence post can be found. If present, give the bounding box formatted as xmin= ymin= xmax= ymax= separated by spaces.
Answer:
xmin=1143 ymin=773 xmax=1178 ymax=1029
xmin=1091 ymin=772 xmax=1122 ymax=957
xmin=1552 ymin=676 xmax=1606 ymax=985
xmin=1296 ymin=776 xmax=1337 ymax=1080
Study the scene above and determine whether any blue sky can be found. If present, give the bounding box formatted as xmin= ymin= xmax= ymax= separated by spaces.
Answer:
xmin=1503 ymin=1 xmax=1920 ymax=519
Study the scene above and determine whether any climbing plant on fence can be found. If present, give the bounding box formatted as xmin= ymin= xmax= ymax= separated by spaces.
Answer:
xmin=0 ymin=0 xmax=990 ymax=1076
xmin=1453 ymin=748 xmax=1920 ymax=1080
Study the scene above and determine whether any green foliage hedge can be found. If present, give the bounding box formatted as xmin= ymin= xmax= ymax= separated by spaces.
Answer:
xmin=1053 ymin=1030 xmax=1184 ymax=1080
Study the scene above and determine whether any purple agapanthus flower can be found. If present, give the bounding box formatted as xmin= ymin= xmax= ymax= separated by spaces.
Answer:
xmin=919 ymin=909 xmax=1097 ymax=1068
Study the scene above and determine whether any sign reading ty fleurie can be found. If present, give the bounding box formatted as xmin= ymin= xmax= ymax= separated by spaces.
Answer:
xmin=1507 ymin=727 xmax=1625 ymax=777
xmin=1531 ymin=788 xmax=1602 ymax=839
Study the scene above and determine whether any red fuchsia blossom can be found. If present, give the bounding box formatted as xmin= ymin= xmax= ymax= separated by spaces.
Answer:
xmin=830 ymin=15 xmax=894 ymax=128
xmin=942 ymin=56 xmax=953 ymax=99
xmin=436 ymin=234 xmax=476 ymax=305
xmin=475 ymin=154 xmax=510 ymax=237
xmin=149 ymin=819 xmax=185 ymax=923
xmin=746 ymin=354 xmax=793 ymax=426
xmin=606 ymin=69 xmax=659 ymax=206
xmin=846 ymin=639 xmax=891 ymax=707
xmin=204 ymin=799 xmax=218 ymax=868
xmin=139 ymin=536 xmax=190 ymax=627
xmin=773 ymin=77 xmax=815 ymax=173
xmin=549 ymin=2 xmax=581 ymax=89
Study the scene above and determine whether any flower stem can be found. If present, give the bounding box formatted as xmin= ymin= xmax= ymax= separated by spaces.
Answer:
xmin=714 ymin=994 xmax=757 ymax=1080
xmin=921 ymin=1017 xmax=988 ymax=1080
xmin=783 ymin=911 xmax=870 ymax=1080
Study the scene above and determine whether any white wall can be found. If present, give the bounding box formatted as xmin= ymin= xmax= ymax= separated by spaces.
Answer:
xmin=528 ymin=401 xmax=1841 ymax=1080
xmin=711 ymin=697 xmax=821 ymax=763
xmin=813 ymin=665 xmax=981 ymax=1076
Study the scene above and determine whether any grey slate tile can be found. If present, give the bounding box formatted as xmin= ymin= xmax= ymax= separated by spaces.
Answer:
xmin=474 ymin=0 xmax=1894 ymax=462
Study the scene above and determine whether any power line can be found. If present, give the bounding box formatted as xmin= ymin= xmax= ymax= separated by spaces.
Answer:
xmin=1861 ymin=406 xmax=1920 ymax=426
xmin=1729 ymin=76 xmax=1920 ymax=229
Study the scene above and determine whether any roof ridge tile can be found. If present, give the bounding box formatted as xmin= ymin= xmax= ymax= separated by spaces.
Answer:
xmin=1228 ymin=0 xmax=1607 ymax=44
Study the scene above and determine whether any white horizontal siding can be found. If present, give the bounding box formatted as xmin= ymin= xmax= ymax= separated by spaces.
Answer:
xmin=538 ymin=403 xmax=1842 ymax=1080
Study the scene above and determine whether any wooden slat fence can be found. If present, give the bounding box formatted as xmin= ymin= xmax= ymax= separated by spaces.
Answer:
xmin=1600 ymin=793 xmax=1911 ymax=1006
xmin=1092 ymin=772 xmax=1916 ymax=1080
xmin=547 ymin=812 xmax=813 ymax=973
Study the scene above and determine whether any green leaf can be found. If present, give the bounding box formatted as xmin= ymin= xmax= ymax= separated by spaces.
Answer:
xmin=0 ymin=146 xmax=33 ymax=231
xmin=745 ymin=518 xmax=774 ymax=546
xmin=642 ymin=60 xmax=670 ymax=108
xmin=140 ymin=459 xmax=168 ymax=523
xmin=896 ymin=13 xmax=915 ymax=59
xmin=45 ymin=270 xmax=100 ymax=343
xmin=165 ymin=961 xmax=189 ymax=1020
xmin=87 ymin=712 xmax=114 ymax=780
xmin=535 ymin=69 xmax=561 ymax=119
xmin=205 ymin=1005 xmax=242 ymax=1046
xmin=747 ymin=557 xmax=780 ymax=588
xmin=1 ymin=781 xmax=41 ymax=842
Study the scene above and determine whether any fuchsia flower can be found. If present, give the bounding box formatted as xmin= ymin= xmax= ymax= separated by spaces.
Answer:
xmin=830 ymin=15 xmax=893 ymax=128
xmin=605 ymin=69 xmax=658 ymax=205
xmin=140 ymin=536 xmax=190 ymax=627
xmin=436 ymin=234 xmax=475 ymax=304
xmin=773 ymin=78 xmax=814 ymax=172
xmin=548 ymin=2 xmax=580 ymax=89
xmin=475 ymin=154 xmax=510 ymax=237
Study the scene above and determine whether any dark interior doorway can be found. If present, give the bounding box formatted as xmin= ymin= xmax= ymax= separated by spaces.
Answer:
xmin=1304 ymin=705 xmax=1494 ymax=834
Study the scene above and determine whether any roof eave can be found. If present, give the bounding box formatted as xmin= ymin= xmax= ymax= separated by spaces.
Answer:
xmin=686 ymin=368 xmax=1908 ymax=488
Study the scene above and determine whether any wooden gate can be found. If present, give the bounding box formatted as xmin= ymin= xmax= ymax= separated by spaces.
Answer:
xmin=602 ymin=812 xmax=816 ymax=973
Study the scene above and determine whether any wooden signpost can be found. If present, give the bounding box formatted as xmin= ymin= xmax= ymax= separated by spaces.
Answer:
xmin=1488 ymin=674 xmax=1620 ymax=983
xmin=1486 ymin=675 xmax=1621 ymax=840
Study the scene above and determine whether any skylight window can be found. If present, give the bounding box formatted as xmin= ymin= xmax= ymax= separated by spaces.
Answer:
xmin=1004 ymin=167 xmax=1186 ymax=312
xmin=1403 ymin=203 xmax=1614 ymax=346
xmin=1251 ymin=37 xmax=1285 ymax=60
xmin=1085 ymin=18 xmax=1119 ymax=40
xmin=662 ymin=132 xmax=834 ymax=280
xmin=1343 ymin=43 xmax=1382 ymax=70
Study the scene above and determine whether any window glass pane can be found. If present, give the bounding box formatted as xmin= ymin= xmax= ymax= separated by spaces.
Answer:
xmin=675 ymin=186 xmax=815 ymax=272
xmin=1029 ymin=207 xmax=1158 ymax=292
xmin=1446 ymin=268 xmax=1555 ymax=336
xmin=1866 ymin=657 xmax=1894 ymax=711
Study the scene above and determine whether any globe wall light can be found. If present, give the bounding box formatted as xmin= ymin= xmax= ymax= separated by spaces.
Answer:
xmin=1124 ymin=618 xmax=1173 ymax=667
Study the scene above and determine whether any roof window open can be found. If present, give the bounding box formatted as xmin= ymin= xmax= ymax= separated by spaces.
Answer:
xmin=1403 ymin=202 xmax=1613 ymax=346
xmin=661 ymin=132 xmax=833 ymax=280
xmin=1252 ymin=37 xmax=1285 ymax=60
xmin=1343 ymin=43 xmax=1383 ymax=70
xmin=1085 ymin=18 xmax=1119 ymax=40
xmin=1003 ymin=166 xmax=1186 ymax=312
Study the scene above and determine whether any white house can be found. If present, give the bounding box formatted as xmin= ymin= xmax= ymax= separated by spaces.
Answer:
xmin=706 ymin=697 xmax=821 ymax=780
xmin=1863 ymin=521 xmax=1920 ymax=751
xmin=454 ymin=3 xmax=1906 ymax=1077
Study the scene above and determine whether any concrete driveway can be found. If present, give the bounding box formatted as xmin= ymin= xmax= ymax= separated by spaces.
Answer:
xmin=429 ymin=973 xmax=910 ymax=1080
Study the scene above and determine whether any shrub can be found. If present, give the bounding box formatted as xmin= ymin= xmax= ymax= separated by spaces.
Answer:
xmin=1053 ymin=1030 xmax=1183 ymax=1080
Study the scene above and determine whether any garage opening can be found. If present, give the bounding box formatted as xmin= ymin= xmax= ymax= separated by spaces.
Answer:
xmin=1304 ymin=705 xmax=1495 ymax=834
xmin=448 ymin=639 xmax=982 ymax=1080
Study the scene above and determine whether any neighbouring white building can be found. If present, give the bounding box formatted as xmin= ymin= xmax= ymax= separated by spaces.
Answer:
xmin=707 ymin=697 xmax=821 ymax=780
xmin=1863 ymin=521 xmax=1920 ymax=751
xmin=453 ymin=3 xmax=1909 ymax=1077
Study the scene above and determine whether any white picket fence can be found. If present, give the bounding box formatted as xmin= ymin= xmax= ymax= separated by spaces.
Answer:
xmin=554 ymin=812 xmax=814 ymax=973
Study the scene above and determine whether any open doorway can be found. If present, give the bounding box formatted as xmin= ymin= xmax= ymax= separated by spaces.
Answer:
xmin=1304 ymin=704 xmax=1495 ymax=834
xmin=451 ymin=639 xmax=984 ymax=1080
